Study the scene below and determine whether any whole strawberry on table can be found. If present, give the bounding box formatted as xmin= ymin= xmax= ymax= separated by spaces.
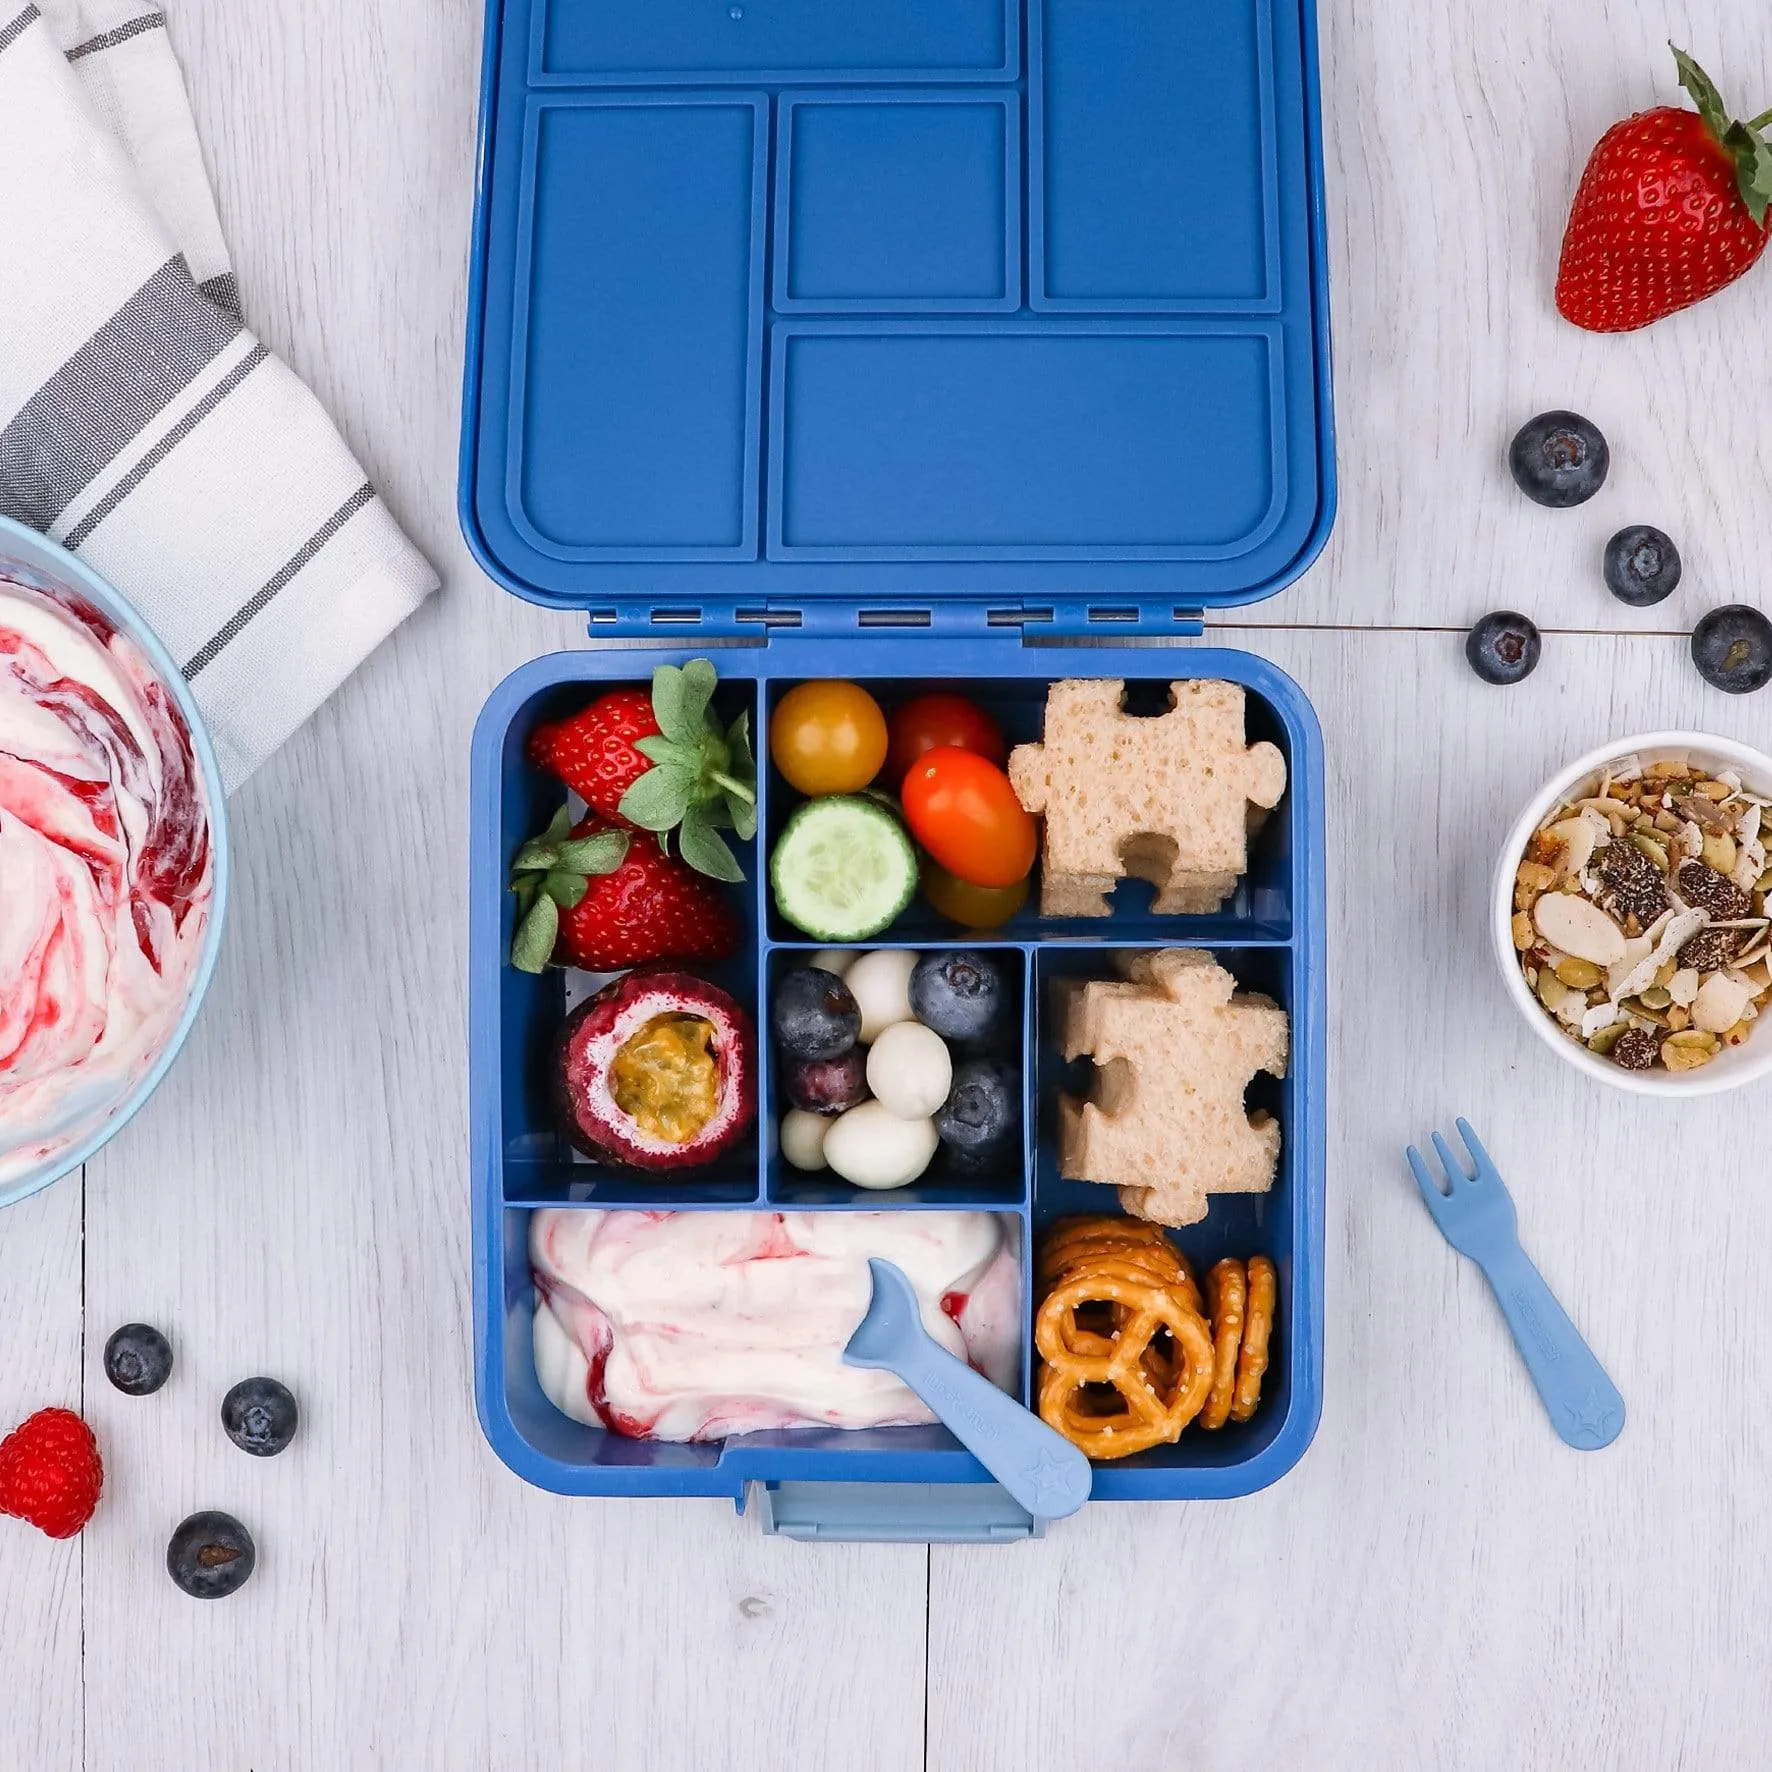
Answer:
xmin=513 ymin=660 xmax=753 ymax=973
xmin=1558 ymin=46 xmax=1772 ymax=331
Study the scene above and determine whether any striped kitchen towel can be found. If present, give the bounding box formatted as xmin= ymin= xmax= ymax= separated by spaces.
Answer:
xmin=0 ymin=0 xmax=438 ymax=788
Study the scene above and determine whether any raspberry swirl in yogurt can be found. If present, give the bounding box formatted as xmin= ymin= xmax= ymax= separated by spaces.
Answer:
xmin=0 ymin=577 xmax=213 ymax=1184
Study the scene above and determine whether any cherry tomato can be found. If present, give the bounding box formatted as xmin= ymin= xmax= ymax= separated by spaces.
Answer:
xmin=769 ymin=681 xmax=888 ymax=796
xmin=886 ymin=693 xmax=1007 ymax=785
xmin=900 ymin=747 xmax=1036 ymax=889
xmin=920 ymin=857 xmax=1029 ymax=931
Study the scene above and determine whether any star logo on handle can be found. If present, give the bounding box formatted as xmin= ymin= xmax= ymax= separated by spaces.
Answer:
xmin=1019 ymin=1446 xmax=1087 ymax=1513
xmin=1562 ymin=1389 xmax=1623 ymax=1448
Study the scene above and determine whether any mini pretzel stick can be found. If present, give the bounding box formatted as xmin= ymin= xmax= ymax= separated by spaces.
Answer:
xmin=1200 ymin=1259 xmax=1246 ymax=1430
xmin=1230 ymin=1255 xmax=1278 ymax=1422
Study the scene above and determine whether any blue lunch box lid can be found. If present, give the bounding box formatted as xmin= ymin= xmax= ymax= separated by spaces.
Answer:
xmin=459 ymin=0 xmax=1336 ymax=634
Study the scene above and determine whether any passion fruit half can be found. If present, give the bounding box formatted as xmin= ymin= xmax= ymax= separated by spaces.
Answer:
xmin=557 ymin=970 xmax=755 ymax=1171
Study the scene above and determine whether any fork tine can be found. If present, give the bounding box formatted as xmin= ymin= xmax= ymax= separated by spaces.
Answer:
xmin=1431 ymin=1130 xmax=1473 ymax=1187
xmin=1454 ymin=1117 xmax=1497 ymax=1182
xmin=1406 ymin=1145 xmax=1448 ymax=1217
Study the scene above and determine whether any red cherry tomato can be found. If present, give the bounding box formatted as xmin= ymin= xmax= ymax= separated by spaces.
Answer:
xmin=885 ymin=693 xmax=1007 ymax=786
xmin=900 ymin=748 xmax=1036 ymax=889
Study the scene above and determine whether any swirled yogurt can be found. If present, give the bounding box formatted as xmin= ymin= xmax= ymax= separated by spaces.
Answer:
xmin=0 ymin=578 xmax=214 ymax=1185
xmin=531 ymin=1209 xmax=1021 ymax=1440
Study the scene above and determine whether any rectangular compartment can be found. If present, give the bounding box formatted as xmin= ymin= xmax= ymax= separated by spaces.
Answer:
xmin=536 ymin=0 xmax=1018 ymax=85
xmin=470 ymin=641 xmax=1324 ymax=1509
xmin=484 ymin=666 xmax=766 ymax=1207
xmin=774 ymin=94 xmax=1020 ymax=313
xmin=1029 ymin=0 xmax=1278 ymax=310
xmin=506 ymin=96 xmax=767 ymax=558
xmin=767 ymin=323 xmax=1288 ymax=561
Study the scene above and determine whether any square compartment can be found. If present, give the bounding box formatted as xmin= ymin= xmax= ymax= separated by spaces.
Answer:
xmin=763 ymin=944 xmax=1030 ymax=1208
xmin=774 ymin=95 xmax=1019 ymax=312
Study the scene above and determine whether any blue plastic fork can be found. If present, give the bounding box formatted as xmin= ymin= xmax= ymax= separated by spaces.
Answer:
xmin=1407 ymin=1119 xmax=1625 ymax=1451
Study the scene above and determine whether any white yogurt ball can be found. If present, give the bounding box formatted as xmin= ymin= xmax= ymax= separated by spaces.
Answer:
xmin=844 ymin=948 xmax=919 ymax=1043
xmin=823 ymin=1100 xmax=939 ymax=1190
xmin=866 ymin=1021 xmax=952 ymax=1120
xmin=778 ymin=1108 xmax=832 ymax=1172
xmin=807 ymin=948 xmax=859 ymax=979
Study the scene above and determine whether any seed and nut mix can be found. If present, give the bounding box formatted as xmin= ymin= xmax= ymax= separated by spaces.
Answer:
xmin=1514 ymin=754 xmax=1772 ymax=1075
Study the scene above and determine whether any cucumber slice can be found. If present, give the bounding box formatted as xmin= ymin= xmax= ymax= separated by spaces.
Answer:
xmin=771 ymin=796 xmax=918 ymax=941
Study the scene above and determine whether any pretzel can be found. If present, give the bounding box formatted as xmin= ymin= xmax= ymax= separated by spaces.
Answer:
xmin=1200 ymin=1258 xmax=1246 ymax=1431
xmin=1038 ymin=1218 xmax=1203 ymax=1323
xmin=1034 ymin=1244 xmax=1215 ymax=1459
xmin=1231 ymin=1255 xmax=1277 ymax=1422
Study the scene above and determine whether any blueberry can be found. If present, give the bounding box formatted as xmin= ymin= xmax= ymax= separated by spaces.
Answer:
xmin=103 ymin=1323 xmax=172 ymax=1397
xmin=1465 ymin=612 xmax=1541 ymax=686
xmin=1691 ymin=605 xmax=1772 ymax=694
xmin=784 ymin=1048 xmax=868 ymax=1116
xmin=908 ymin=951 xmax=1006 ymax=1043
xmin=221 ymin=1377 xmax=299 ymax=1457
xmin=771 ymin=966 xmax=860 ymax=1061
xmin=1508 ymin=411 xmax=1609 ymax=508
xmin=1604 ymin=526 xmax=1682 ymax=607
xmin=934 ymin=1060 xmax=1018 ymax=1154
xmin=167 ymin=1511 xmax=256 ymax=1599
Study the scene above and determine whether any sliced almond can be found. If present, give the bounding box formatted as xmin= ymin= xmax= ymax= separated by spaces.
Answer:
xmin=1533 ymin=893 xmax=1628 ymax=966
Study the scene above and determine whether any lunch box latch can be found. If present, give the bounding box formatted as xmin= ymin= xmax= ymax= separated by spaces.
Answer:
xmin=749 ymin=1480 xmax=1044 ymax=1543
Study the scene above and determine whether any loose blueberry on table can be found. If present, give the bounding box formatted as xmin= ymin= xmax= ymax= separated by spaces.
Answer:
xmin=1691 ymin=606 xmax=1772 ymax=695
xmin=221 ymin=1377 xmax=299 ymax=1457
xmin=1508 ymin=411 xmax=1609 ymax=508
xmin=1603 ymin=526 xmax=1682 ymax=607
xmin=167 ymin=1511 xmax=256 ymax=1598
xmin=1466 ymin=612 xmax=1542 ymax=685
xmin=103 ymin=1323 xmax=173 ymax=1397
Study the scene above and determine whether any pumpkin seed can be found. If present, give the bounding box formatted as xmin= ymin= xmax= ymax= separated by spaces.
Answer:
xmin=1553 ymin=957 xmax=1603 ymax=990
xmin=1586 ymin=1023 xmax=1627 ymax=1056
xmin=1631 ymin=831 xmax=1670 ymax=870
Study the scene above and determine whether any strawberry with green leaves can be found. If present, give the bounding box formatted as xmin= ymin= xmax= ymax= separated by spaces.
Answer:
xmin=526 ymin=660 xmax=756 ymax=881
xmin=508 ymin=811 xmax=739 ymax=974
xmin=1557 ymin=47 xmax=1772 ymax=333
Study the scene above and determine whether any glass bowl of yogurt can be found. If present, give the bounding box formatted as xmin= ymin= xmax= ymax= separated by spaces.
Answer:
xmin=0 ymin=517 xmax=228 ymax=1206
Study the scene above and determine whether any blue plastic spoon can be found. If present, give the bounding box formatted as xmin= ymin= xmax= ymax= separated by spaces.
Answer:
xmin=1407 ymin=1118 xmax=1625 ymax=1451
xmin=843 ymin=1257 xmax=1092 ymax=1519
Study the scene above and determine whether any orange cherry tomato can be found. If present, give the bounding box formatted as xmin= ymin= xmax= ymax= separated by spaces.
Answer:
xmin=920 ymin=857 xmax=1029 ymax=930
xmin=900 ymin=747 xmax=1036 ymax=889
xmin=769 ymin=681 xmax=888 ymax=796
xmin=885 ymin=693 xmax=1007 ymax=786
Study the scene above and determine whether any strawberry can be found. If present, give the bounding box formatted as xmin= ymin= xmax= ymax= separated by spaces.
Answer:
xmin=524 ymin=660 xmax=757 ymax=880
xmin=0 ymin=1408 xmax=103 ymax=1540
xmin=509 ymin=812 xmax=739 ymax=973
xmin=527 ymin=687 xmax=659 ymax=826
xmin=1557 ymin=48 xmax=1772 ymax=333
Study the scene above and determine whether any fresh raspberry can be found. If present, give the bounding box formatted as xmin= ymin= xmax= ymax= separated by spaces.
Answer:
xmin=0 ymin=1409 xmax=103 ymax=1540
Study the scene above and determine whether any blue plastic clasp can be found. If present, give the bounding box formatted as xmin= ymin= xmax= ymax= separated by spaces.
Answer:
xmin=749 ymin=1481 xmax=1044 ymax=1543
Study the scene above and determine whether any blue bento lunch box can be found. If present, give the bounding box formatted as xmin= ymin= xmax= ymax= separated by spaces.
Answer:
xmin=463 ymin=0 xmax=1335 ymax=1540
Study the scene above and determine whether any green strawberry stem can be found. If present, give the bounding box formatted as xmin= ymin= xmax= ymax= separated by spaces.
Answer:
xmin=709 ymin=770 xmax=755 ymax=804
xmin=1673 ymin=45 xmax=1772 ymax=227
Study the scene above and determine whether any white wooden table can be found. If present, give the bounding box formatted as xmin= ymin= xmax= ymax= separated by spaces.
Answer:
xmin=6 ymin=2 xmax=1772 ymax=1767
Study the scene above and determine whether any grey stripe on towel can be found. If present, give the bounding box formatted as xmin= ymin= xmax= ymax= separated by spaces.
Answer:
xmin=63 ymin=344 xmax=270 ymax=551
xmin=184 ymin=483 xmax=376 ymax=678
xmin=199 ymin=272 xmax=242 ymax=319
xmin=0 ymin=255 xmax=241 ymax=531
xmin=66 ymin=10 xmax=164 ymax=60
xmin=0 ymin=5 xmax=40 ymax=54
